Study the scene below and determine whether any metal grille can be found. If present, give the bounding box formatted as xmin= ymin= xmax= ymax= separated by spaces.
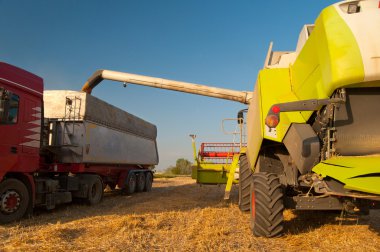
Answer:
xmin=199 ymin=142 xmax=246 ymax=164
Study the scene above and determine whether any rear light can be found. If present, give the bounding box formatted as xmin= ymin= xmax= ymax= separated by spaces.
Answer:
xmin=265 ymin=114 xmax=279 ymax=128
xmin=271 ymin=105 xmax=280 ymax=114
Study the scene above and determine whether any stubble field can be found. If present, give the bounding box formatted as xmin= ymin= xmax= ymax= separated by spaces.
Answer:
xmin=0 ymin=176 xmax=379 ymax=251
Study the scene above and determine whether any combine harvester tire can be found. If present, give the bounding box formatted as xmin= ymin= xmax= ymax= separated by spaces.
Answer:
xmin=238 ymin=155 xmax=252 ymax=211
xmin=250 ymin=172 xmax=284 ymax=237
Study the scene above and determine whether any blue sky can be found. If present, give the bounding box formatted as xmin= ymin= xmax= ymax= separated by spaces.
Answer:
xmin=1 ymin=0 xmax=337 ymax=170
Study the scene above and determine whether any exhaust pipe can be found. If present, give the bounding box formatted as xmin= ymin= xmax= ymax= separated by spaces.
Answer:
xmin=82 ymin=70 xmax=252 ymax=104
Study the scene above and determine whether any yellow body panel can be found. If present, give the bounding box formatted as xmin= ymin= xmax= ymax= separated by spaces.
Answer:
xmin=260 ymin=68 xmax=306 ymax=142
xmin=247 ymin=4 xmax=371 ymax=169
xmin=246 ymin=84 xmax=263 ymax=169
xmin=291 ymin=6 xmax=365 ymax=101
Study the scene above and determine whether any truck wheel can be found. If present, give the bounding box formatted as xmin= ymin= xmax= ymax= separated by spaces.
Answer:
xmin=144 ymin=172 xmax=153 ymax=192
xmin=136 ymin=173 xmax=145 ymax=192
xmin=0 ymin=179 xmax=30 ymax=224
xmin=250 ymin=172 xmax=284 ymax=237
xmin=125 ymin=172 xmax=136 ymax=195
xmin=87 ymin=176 xmax=103 ymax=205
xmin=238 ymin=155 xmax=252 ymax=212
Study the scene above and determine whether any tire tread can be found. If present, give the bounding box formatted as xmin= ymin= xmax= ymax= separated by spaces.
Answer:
xmin=238 ymin=155 xmax=252 ymax=212
xmin=250 ymin=172 xmax=284 ymax=238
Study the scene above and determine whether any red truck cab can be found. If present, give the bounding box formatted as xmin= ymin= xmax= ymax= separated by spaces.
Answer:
xmin=0 ymin=62 xmax=43 ymax=222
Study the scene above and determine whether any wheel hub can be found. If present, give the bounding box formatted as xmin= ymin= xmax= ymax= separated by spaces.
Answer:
xmin=1 ymin=190 xmax=21 ymax=213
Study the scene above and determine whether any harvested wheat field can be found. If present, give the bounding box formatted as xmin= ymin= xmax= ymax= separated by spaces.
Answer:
xmin=0 ymin=176 xmax=379 ymax=251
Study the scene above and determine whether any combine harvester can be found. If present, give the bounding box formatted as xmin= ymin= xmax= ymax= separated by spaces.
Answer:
xmin=189 ymin=112 xmax=247 ymax=200
xmin=190 ymin=137 xmax=242 ymax=199
xmin=80 ymin=0 xmax=380 ymax=237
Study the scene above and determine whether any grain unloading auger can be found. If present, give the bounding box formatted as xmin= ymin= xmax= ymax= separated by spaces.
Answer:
xmin=82 ymin=0 xmax=380 ymax=238
xmin=81 ymin=70 xmax=251 ymax=201
xmin=82 ymin=70 xmax=253 ymax=104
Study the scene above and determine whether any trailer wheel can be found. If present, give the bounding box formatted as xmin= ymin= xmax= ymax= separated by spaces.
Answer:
xmin=238 ymin=155 xmax=252 ymax=212
xmin=124 ymin=172 xmax=136 ymax=195
xmin=250 ymin=172 xmax=284 ymax=237
xmin=0 ymin=179 xmax=29 ymax=224
xmin=87 ymin=176 xmax=103 ymax=205
xmin=144 ymin=172 xmax=153 ymax=192
xmin=136 ymin=173 xmax=146 ymax=192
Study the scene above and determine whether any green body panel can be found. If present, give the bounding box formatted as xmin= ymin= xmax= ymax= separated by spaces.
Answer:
xmin=191 ymin=167 xmax=228 ymax=184
xmin=312 ymin=156 xmax=380 ymax=195
xmin=191 ymin=163 xmax=238 ymax=185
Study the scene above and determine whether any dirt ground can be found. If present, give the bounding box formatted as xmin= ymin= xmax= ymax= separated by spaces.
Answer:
xmin=0 ymin=177 xmax=379 ymax=251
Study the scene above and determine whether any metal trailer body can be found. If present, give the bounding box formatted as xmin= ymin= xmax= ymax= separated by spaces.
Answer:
xmin=43 ymin=90 xmax=158 ymax=166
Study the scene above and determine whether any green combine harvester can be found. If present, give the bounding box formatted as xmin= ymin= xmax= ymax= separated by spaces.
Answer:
xmin=190 ymin=136 xmax=241 ymax=199
xmin=83 ymin=0 xmax=380 ymax=237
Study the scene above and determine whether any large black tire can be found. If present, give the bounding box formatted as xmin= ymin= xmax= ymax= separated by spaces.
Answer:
xmin=136 ymin=173 xmax=146 ymax=192
xmin=86 ymin=175 xmax=103 ymax=205
xmin=144 ymin=172 xmax=153 ymax=192
xmin=250 ymin=172 xmax=284 ymax=237
xmin=124 ymin=172 xmax=136 ymax=195
xmin=238 ymin=155 xmax=252 ymax=212
xmin=0 ymin=179 xmax=30 ymax=224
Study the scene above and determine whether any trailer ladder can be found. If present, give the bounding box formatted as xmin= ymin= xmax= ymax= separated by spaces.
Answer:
xmin=62 ymin=96 xmax=81 ymax=146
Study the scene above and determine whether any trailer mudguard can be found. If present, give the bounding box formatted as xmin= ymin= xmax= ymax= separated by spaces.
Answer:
xmin=312 ymin=156 xmax=380 ymax=195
